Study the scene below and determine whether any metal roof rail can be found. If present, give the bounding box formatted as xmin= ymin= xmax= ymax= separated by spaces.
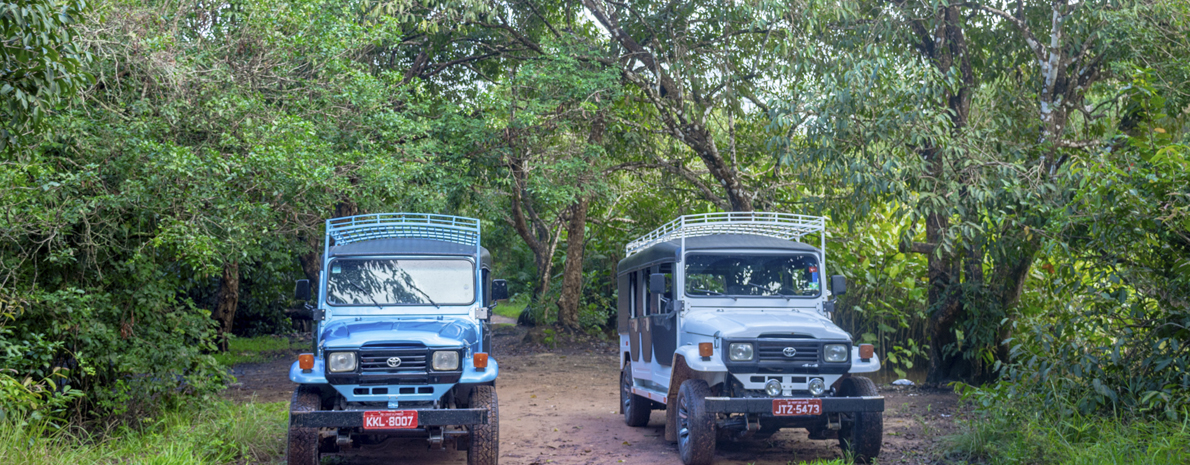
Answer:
xmin=625 ymin=212 xmax=825 ymax=256
xmin=326 ymin=213 xmax=481 ymax=247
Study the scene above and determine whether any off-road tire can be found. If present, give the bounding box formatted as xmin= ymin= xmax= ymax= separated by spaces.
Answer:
xmin=468 ymin=385 xmax=499 ymax=465
xmin=287 ymin=385 xmax=321 ymax=465
xmin=621 ymin=362 xmax=652 ymax=427
xmin=676 ymin=379 xmax=715 ymax=465
xmin=837 ymin=376 xmax=882 ymax=463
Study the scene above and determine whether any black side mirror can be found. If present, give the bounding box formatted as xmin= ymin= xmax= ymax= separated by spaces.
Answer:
xmin=831 ymin=275 xmax=847 ymax=296
xmin=295 ymin=279 xmax=311 ymax=301
xmin=491 ymin=279 xmax=509 ymax=302
xmin=649 ymin=273 xmax=666 ymax=294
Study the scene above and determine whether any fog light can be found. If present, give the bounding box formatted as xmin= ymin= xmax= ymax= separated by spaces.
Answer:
xmin=764 ymin=379 xmax=783 ymax=397
xmin=808 ymin=378 xmax=826 ymax=396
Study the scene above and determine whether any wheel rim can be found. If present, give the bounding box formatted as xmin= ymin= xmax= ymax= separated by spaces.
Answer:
xmin=621 ymin=370 xmax=632 ymax=415
xmin=677 ymin=392 xmax=691 ymax=450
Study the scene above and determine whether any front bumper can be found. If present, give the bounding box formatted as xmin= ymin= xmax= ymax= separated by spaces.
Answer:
xmin=704 ymin=396 xmax=884 ymax=414
xmin=289 ymin=408 xmax=488 ymax=428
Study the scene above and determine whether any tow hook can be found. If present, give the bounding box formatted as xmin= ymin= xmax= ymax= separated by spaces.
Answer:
xmin=827 ymin=413 xmax=842 ymax=431
xmin=335 ymin=429 xmax=354 ymax=449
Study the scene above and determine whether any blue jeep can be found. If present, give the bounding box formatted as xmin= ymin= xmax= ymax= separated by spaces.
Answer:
xmin=287 ymin=213 xmax=506 ymax=465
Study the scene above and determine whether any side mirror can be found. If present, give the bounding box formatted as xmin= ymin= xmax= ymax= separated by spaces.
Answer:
xmin=295 ymin=279 xmax=311 ymax=301
xmin=649 ymin=273 xmax=666 ymax=294
xmin=830 ymin=275 xmax=847 ymax=296
xmin=491 ymin=279 xmax=509 ymax=302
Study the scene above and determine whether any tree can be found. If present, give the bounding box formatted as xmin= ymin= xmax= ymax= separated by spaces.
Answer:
xmin=0 ymin=0 xmax=90 ymax=152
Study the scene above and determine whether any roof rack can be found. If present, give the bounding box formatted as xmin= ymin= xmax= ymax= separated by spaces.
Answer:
xmin=625 ymin=212 xmax=825 ymax=256
xmin=326 ymin=213 xmax=480 ymax=247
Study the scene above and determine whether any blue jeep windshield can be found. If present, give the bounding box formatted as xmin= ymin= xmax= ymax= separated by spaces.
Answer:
xmin=326 ymin=258 xmax=475 ymax=306
xmin=685 ymin=254 xmax=821 ymax=297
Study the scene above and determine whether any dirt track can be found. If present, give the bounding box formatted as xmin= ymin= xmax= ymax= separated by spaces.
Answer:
xmin=224 ymin=325 xmax=962 ymax=464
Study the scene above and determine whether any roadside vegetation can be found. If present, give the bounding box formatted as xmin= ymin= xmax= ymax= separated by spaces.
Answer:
xmin=0 ymin=400 xmax=285 ymax=464
xmin=2 ymin=0 xmax=1188 ymax=463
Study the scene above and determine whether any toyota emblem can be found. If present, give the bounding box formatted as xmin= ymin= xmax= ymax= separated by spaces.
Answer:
xmin=782 ymin=347 xmax=797 ymax=357
xmin=386 ymin=357 xmax=402 ymax=368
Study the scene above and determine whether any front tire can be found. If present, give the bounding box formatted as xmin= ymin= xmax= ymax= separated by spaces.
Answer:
xmin=676 ymin=379 xmax=715 ymax=465
xmin=468 ymin=385 xmax=499 ymax=465
xmin=621 ymin=362 xmax=651 ymax=427
xmin=837 ymin=376 xmax=882 ymax=463
xmin=287 ymin=385 xmax=321 ymax=465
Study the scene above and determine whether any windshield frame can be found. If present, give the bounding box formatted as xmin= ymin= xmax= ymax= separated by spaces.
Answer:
xmin=323 ymin=255 xmax=478 ymax=307
xmin=682 ymin=251 xmax=823 ymax=300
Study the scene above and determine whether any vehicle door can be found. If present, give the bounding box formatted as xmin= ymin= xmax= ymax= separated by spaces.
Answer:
xmin=650 ymin=264 xmax=678 ymax=367
xmin=632 ymin=268 xmax=653 ymax=383
xmin=626 ymin=271 xmax=641 ymax=363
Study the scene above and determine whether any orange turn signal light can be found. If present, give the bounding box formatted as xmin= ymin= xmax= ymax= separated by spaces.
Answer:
xmin=698 ymin=343 xmax=713 ymax=358
xmin=298 ymin=353 xmax=314 ymax=371
xmin=859 ymin=344 xmax=874 ymax=360
xmin=473 ymin=352 xmax=489 ymax=369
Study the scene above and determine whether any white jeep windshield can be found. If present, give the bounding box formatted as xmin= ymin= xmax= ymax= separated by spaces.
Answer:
xmin=685 ymin=253 xmax=821 ymax=297
xmin=326 ymin=258 xmax=475 ymax=306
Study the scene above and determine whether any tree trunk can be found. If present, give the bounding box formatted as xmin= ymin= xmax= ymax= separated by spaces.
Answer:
xmin=212 ymin=261 xmax=240 ymax=352
xmin=556 ymin=197 xmax=589 ymax=330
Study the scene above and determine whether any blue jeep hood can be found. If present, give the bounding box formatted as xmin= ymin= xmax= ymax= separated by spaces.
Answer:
xmin=320 ymin=317 xmax=478 ymax=350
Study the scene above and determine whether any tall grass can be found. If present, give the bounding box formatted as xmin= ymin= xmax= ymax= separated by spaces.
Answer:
xmin=950 ymin=404 xmax=1190 ymax=464
xmin=213 ymin=335 xmax=308 ymax=366
xmin=0 ymin=399 xmax=286 ymax=464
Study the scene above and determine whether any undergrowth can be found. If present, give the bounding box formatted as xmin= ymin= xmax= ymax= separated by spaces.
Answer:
xmin=0 ymin=399 xmax=286 ymax=464
xmin=949 ymin=394 xmax=1190 ymax=464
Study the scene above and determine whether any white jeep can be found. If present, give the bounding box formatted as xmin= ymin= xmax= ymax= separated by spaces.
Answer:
xmin=615 ymin=213 xmax=883 ymax=464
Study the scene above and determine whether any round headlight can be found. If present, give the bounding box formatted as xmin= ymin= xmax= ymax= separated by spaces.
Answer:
xmin=431 ymin=351 xmax=460 ymax=371
xmin=808 ymin=378 xmax=826 ymax=396
xmin=327 ymin=352 xmax=357 ymax=372
xmin=728 ymin=343 xmax=754 ymax=361
xmin=824 ymin=344 xmax=849 ymax=362
xmin=764 ymin=379 xmax=783 ymax=397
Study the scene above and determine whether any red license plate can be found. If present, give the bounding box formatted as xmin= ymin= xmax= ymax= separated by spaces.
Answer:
xmin=772 ymin=399 xmax=822 ymax=416
xmin=363 ymin=410 xmax=418 ymax=429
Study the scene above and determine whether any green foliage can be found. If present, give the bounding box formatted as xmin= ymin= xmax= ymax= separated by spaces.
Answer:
xmin=950 ymin=394 xmax=1190 ymax=464
xmin=0 ymin=0 xmax=91 ymax=152
xmin=210 ymin=335 xmax=305 ymax=367
xmin=0 ymin=400 xmax=286 ymax=464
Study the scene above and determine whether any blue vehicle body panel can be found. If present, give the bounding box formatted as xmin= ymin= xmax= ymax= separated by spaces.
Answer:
xmin=319 ymin=318 xmax=480 ymax=351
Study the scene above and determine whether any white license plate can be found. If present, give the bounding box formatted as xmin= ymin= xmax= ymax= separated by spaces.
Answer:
xmin=772 ymin=399 xmax=822 ymax=416
xmin=363 ymin=410 xmax=418 ymax=429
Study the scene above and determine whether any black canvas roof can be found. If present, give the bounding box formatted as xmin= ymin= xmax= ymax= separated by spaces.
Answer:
xmin=329 ymin=238 xmax=492 ymax=268
xmin=617 ymin=234 xmax=819 ymax=274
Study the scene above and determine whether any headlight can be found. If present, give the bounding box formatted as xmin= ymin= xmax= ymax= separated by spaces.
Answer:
xmin=824 ymin=344 xmax=849 ymax=362
xmin=327 ymin=352 xmax=357 ymax=372
xmin=728 ymin=343 xmax=754 ymax=361
xmin=431 ymin=351 xmax=460 ymax=371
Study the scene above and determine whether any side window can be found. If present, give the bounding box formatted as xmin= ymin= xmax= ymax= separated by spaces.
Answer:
xmin=628 ymin=271 xmax=638 ymax=318
xmin=646 ymin=267 xmax=657 ymax=316
xmin=659 ymin=262 xmax=674 ymax=313
xmin=482 ymin=268 xmax=491 ymax=306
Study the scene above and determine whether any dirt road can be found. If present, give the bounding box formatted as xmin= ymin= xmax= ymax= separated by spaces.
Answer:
xmin=225 ymin=326 xmax=961 ymax=464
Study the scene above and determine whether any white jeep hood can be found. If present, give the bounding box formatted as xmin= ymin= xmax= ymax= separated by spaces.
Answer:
xmin=682 ymin=308 xmax=852 ymax=340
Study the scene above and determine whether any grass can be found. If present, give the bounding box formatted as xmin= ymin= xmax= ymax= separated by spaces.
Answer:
xmin=493 ymin=293 xmax=530 ymax=321
xmin=949 ymin=405 xmax=1190 ymax=464
xmin=0 ymin=399 xmax=287 ymax=465
xmin=212 ymin=335 xmax=308 ymax=366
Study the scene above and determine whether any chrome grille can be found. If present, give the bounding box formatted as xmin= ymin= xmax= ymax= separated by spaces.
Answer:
xmin=358 ymin=343 xmax=427 ymax=373
xmin=757 ymin=340 xmax=820 ymax=363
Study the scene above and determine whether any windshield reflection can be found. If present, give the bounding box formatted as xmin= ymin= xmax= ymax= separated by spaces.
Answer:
xmin=326 ymin=258 xmax=474 ymax=306
xmin=685 ymin=254 xmax=820 ymax=297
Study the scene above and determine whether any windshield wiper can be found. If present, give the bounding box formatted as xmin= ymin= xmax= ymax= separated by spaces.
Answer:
xmin=347 ymin=282 xmax=383 ymax=310
xmin=691 ymin=287 xmax=724 ymax=295
xmin=406 ymin=281 xmax=440 ymax=309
